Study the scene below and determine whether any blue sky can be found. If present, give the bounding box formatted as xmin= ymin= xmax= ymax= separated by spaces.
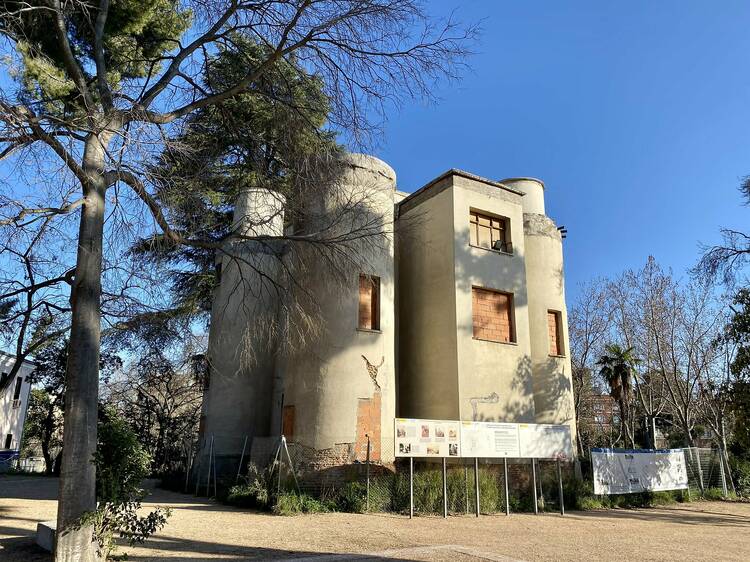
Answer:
xmin=375 ymin=0 xmax=750 ymax=302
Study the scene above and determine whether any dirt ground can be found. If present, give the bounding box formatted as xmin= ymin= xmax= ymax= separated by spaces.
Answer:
xmin=2 ymin=475 xmax=750 ymax=561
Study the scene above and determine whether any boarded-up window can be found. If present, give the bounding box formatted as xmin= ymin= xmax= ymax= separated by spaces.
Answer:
xmin=472 ymin=287 xmax=515 ymax=343
xmin=358 ymin=274 xmax=380 ymax=330
xmin=282 ymin=405 xmax=295 ymax=440
xmin=470 ymin=211 xmax=511 ymax=253
xmin=548 ymin=311 xmax=563 ymax=356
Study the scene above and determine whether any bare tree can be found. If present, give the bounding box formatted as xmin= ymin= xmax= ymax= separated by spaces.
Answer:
xmin=102 ymin=347 xmax=203 ymax=475
xmin=0 ymin=2 xmax=476 ymax=558
xmin=569 ymin=278 xmax=611 ymax=455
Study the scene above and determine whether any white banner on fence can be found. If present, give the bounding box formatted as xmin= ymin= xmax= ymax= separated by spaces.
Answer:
xmin=394 ymin=418 xmax=461 ymax=458
xmin=461 ymin=422 xmax=520 ymax=458
xmin=395 ymin=419 xmax=573 ymax=460
xmin=591 ymin=448 xmax=689 ymax=495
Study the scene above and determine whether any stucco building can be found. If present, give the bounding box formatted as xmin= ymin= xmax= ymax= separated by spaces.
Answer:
xmin=0 ymin=352 xmax=35 ymax=467
xmin=199 ymin=155 xmax=576 ymax=477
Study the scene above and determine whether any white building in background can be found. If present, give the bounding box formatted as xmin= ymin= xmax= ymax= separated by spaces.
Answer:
xmin=0 ymin=351 xmax=35 ymax=455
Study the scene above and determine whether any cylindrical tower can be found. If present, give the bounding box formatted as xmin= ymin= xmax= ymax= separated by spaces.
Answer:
xmin=201 ymin=188 xmax=285 ymax=465
xmin=500 ymin=178 xmax=576 ymax=430
xmin=275 ymin=154 xmax=397 ymax=478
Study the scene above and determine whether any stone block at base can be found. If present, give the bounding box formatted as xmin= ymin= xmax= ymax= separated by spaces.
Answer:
xmin=36 ymin=520 xmax=56 ymax=552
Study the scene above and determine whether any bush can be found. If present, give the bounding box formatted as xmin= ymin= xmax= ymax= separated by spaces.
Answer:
xmin=225 ymin=463 xmax=275 ymax=509
xmin=85 ymin=407 xmax=171 ymax=559
xmin=730 ymin=457 xmax=750 ymax=498
xmin=273 ymin=492 xmax=335 ymax=515
xmin=95 ymin=407 xmax=151 ymax=503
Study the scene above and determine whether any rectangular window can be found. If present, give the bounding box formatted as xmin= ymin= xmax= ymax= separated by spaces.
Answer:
xmin=12 ymin=377 xmax=22 ymax=400
xmin=470 ymin=211 xmax=512 ymax=253
xmin=4 ymin=434 xmax=12 ymax=449
xmin=358 ymin=274 xmax=380 ymax=331
xmin=548 ymin=310 xmax=563 ymax=356
xmin=472 ymin=287 xmax=515 ymax=343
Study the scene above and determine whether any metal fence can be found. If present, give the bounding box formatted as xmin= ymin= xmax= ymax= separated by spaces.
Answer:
xmin=683 ymin=447 xmax=733 ymax=496
xmin=179 ymin=435 xmax=732 ymax=514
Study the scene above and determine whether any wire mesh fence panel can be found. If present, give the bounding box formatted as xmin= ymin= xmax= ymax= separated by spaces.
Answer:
xmin=683 ymin=447 xmax=727 ymax=495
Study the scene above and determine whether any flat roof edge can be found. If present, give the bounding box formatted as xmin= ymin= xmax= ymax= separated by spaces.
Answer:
xmin=398 ymin=168 xmax=525 ymax=208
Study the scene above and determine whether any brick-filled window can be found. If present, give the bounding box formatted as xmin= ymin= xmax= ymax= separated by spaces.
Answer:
xmin=470 ymin=211 xmax=512 ymax=253
xmin=282 ymin=405 xmax=295 ymax=440
xmin=472 ymin=287 xmax=515 ymax=343
xmin=548 ymin=310 xmax=563 ymax=356
xmin=358 ymin=274 xmax=380 ymax=330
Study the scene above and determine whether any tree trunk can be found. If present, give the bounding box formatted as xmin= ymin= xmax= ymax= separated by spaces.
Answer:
xmin=55 ymin=136 xmax=108 ymax=562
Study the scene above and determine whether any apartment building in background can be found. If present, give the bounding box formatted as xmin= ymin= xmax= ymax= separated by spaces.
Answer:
xmin=0 ymin=351 xmax=35 ymax=462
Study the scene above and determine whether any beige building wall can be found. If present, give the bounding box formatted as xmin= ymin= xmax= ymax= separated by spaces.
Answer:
xmin=397 ymin=179 xmax=460 ymax=420
xmin=451 ymin=176 xmax=536 ymax=423
xmin=396 ymin=170 xmax=575 ymax=436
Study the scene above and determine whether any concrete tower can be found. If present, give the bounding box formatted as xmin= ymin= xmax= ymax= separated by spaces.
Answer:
xmin=270 ymin=154 xmax=397 ymax=473
xmin=200 ymin=188 xmax=285 ymax=462
xmin=501 ymin=178 xmax=576 ymax=428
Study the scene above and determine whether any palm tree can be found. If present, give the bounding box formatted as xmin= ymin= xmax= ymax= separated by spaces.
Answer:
xmin=597 ymin=344 xmax=639 ymax=448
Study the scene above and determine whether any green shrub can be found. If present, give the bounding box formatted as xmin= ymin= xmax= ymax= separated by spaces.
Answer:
xmin=86 ymin=407 xmax=171 ymax=559
xmin=701 ymin=487 xmax=735 ymax=501
xmin=730 ymin=457 xmax=750 ymax=498
xmin=273 ymin=492 xmax=334 ymax=515
xmin=225 ymin=463 xmax=275 ymax=509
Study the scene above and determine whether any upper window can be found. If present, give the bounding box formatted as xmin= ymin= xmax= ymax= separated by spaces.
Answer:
xmin=12 ymin=377 xmax=22 ymax=400
xmin=358 ymin=274 xmax=381 ymax=331
xmin=470 ymin=211 xmax=512 ymax=253
xmin=548 ymin=310 xmax=563 ymax=356
xmin=472 ymin=287 xmax=515 ymax=343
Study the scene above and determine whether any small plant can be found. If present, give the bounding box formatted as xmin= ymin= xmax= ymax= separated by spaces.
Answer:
xmin=81 ymin=501 xmax=171 ymax=560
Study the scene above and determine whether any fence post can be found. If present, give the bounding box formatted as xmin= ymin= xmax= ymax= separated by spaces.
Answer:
xmin=503 ymin=458 xmax=510 ymax=516
xmin=205 ymin=435 xmax=214 ymax=497
xmin=464 ymin=464 xmax=469 ymax=515
xmin=236 ymin=436 xmax=248 ymax=484
xmin=409 ymin=457 xmax=414 ymax=519
xmin=184 ymin=449 xmax=194 ymax=493
xmin=442 ymin=457 xmax=448 ymax=518
xmin=718 ymin=447 xmax=728 ymax=498
xmin=213 ymin=440 xmax=218 ymax=499
xmin=694 ymin=448 xmax=705 ymax=494
xmin=474 ymin=458 xmax=480 ymax=517
xmin=531 ymin=459 xmax=538 ymax=515
xmin=557 ymin=459 xmax=565 ymax=517
xmin=366 ymin=434 xmax=371 ymax=512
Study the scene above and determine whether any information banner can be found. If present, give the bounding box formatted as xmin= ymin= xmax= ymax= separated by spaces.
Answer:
xmin=518 ymin=423 xmax=573 ymax=460
xmin=394 ymin=418 xmax=461 ymax=458
xmin=460 ymin=421 xmax=520 ymax=458
xmin=591 ymin=448 xmax=689 ymax=495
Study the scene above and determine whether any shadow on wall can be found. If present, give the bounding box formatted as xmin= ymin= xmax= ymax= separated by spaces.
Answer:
xmin=534 ymin=356 xmax=574 ymax=425
xmin=468 ymin=355 xmax=535 ymax=423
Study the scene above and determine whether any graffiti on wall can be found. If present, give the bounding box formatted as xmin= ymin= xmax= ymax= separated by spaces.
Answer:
xmin=469 ymin=392 xmax=499 ymax=421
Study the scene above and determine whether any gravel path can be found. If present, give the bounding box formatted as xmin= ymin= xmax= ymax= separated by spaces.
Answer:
xmin=1 ymin=475 xmax=749 ymax=561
